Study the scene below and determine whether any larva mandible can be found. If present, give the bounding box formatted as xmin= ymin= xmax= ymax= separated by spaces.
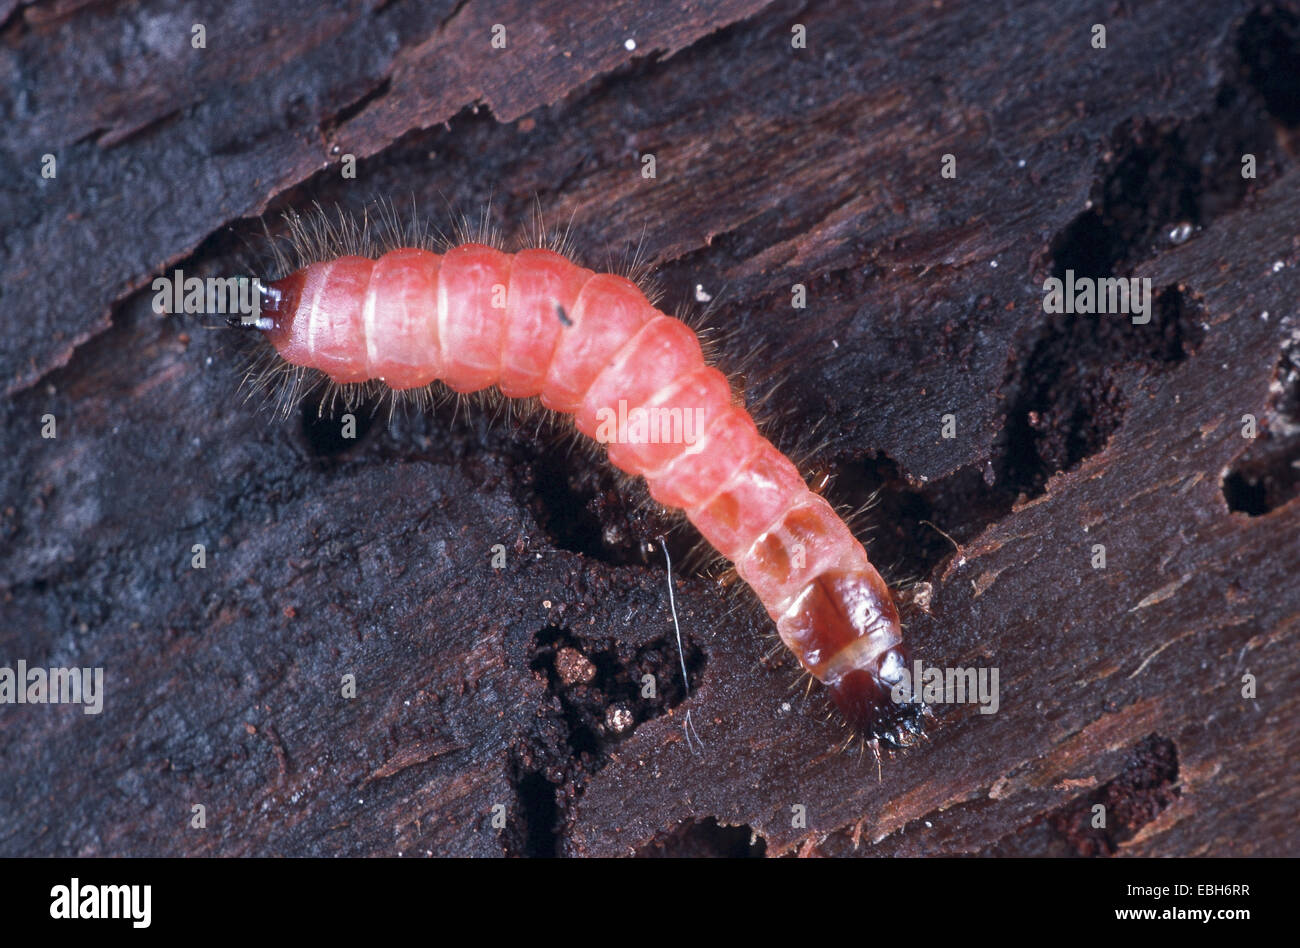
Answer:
xmin=244 ymin=209 xmax=931 ymax=752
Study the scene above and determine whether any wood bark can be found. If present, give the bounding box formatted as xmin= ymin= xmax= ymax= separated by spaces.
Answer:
xmin=2 ymin=0 xmax=1297 ymax=856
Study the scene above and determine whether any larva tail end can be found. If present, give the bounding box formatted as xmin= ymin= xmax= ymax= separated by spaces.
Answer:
xmin=826 ymin=657 xmax=933 ymax=750
xmin=780 ymin=566 xmax=925 ymax=743
xmin=781 ymin=568 xmax=931 ymax=748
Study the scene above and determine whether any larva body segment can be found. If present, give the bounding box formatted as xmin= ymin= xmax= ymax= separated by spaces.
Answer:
xmin=263 ymin=243 xmax=927 ymax=748
xmin=364 ymin=248 xmax=444 ymax=388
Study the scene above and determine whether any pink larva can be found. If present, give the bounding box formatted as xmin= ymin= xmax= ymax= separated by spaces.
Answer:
xmin=260 ymin=241 xmax=929 ymax=749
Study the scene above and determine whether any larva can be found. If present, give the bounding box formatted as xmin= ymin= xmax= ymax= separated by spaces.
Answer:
xmin=247 ymin=212 xmax=931 ymax=752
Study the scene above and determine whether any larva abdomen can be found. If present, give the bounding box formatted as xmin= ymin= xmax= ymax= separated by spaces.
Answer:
xmin=263 ymin=243 xmax=928 ymax=749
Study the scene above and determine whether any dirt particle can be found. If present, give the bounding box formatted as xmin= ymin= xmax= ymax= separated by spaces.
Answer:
xmin=556 ymin=647 xmax=596 ymax=686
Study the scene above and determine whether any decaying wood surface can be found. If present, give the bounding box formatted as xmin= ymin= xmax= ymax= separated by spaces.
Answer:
xmin=2 ymin=0 xmax=1298 ymax=856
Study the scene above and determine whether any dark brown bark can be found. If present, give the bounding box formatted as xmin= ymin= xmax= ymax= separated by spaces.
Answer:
xmin=2 ymin=0 xmax=1297 ymax=856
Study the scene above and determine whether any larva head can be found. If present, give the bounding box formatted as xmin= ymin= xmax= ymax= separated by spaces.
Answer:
xmin=259 ymin=270 xmax=306 ymax=335
xmin=219 ymin=271 xmax=304 ymax=332
xmin=210 ymin=274 xmax=293 ymax=331
xmin=257 ymin=266 xmax=373 ymax=384
xmin=779 ymin=568 xmax=930 ymax=748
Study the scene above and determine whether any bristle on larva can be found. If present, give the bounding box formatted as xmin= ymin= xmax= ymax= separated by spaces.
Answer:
xmin=242 ymin=206 xmax=929 ymax=750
